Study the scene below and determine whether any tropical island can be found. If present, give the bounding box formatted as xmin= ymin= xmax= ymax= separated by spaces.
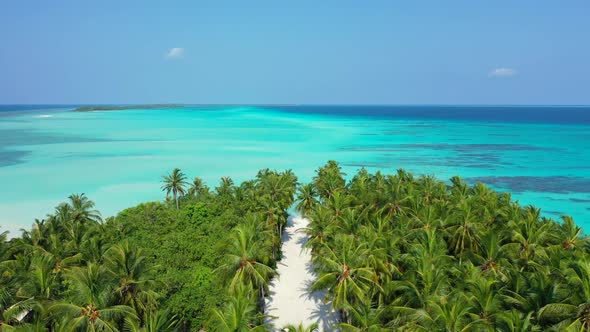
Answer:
xmin=74 ymin=104 xmax=186 ymax=112
xmin=73 ymin=104 xmax=298 ymax=112
xmin=1 ymin=161 xmax=588 ymax=331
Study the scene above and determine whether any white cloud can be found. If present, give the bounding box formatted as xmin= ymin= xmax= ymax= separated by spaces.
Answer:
xmin=166 ymin=47 xmax=185 ymax=59
xmin=489 ymin=68 xmax=516 ymax=77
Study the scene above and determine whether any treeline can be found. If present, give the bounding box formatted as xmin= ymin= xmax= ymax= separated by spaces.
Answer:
xmin=2 ymin=162 xmax=589 ymax=331
xmin=300 ymin=161 xmax=590 ymax=331
xmin=0 ymin=168 xmax=296 ymax=331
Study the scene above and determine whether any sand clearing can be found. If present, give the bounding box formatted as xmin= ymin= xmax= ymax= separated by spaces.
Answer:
xmin=265 ymin=216 xmax=338 ymax=331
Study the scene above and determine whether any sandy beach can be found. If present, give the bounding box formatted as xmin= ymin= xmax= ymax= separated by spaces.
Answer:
xmin=265 ymin=216 xmax=338 ymax=331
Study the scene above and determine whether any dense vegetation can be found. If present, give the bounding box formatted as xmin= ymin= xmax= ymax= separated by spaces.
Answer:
xmin=1 ymin=161 xmax=588 ymax=331
xmin=0 ymin=168 xmax=296 ymax=331
xmin=301 ymin=161 xmax=589 ymax=331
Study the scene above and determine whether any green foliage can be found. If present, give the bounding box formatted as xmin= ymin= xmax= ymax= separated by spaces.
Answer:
xmin=0 ymin=168 xmax=297 ymax=331
xmin=3 ymin=162 xmax=587 ymax=331
xmin=282 ymin=322 xmax=320 ymax=332
xmin=209 ymin=292 xmax=268 ymax=331
xmin=304 ymin=161 xmax=590 ymax=331
xmin=161 ymin=168 xmax=189 ymax=209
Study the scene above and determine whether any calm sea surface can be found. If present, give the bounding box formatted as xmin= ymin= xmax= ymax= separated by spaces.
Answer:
xmin=1 ymin=105 xmax=589 ymax=235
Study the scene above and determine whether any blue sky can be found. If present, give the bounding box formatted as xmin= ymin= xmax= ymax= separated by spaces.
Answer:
xmin=1 ymin=1 xmax=589 ymax=104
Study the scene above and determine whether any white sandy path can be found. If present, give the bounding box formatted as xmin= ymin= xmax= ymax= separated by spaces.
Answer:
xmin=265 ymin=215 xmax=339 ymax=331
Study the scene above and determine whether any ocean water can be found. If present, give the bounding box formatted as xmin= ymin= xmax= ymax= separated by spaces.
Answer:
xmin=1 ymin=105 xmax=589 ymax=236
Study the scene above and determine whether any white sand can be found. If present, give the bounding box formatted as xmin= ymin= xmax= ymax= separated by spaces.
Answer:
xmin=265 ymin=216 xmax=338 ymax=331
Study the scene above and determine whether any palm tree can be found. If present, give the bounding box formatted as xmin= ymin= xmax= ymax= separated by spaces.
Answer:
xmin=496 ymin=310 xmax=540 ymax=332
xmin=68 ymin=193 xmax=102 ymax=224
xmin=161 ymin=168 xmax=188 ymax=209
xmin=257 ymin=171 xmax=295 ymax=209
xmin=124 ymin=309 xmax=178 ymax=332
xmin=422 ymin=294 xmax=481 ymax=331
xmin=209 ymin=295 xmax=267 ymax=331
xmin=188 ymin=177 xmax=206 ymax=197
xmin=258 ymin=195 xmax=280 ymax=237
xmin=326 ymin=191 xmax=352 ymax=219
xmin=295 ymin=183 xmax=318 ymax=217
xmin=557 ymin=216 xmax=587 ymax=251
xmin=336 ymin=304 xmax=388 ymax=331
xmin=538 ymin=259 xmax=590 ymax=330
xmin=217 ymin=224 xmax=275 ymax=298
xmin=338 ymin=208 xmax=362 ymax=235
xmin=302 ymin=207 xmax=336 ymax=253
xmin=103 ymin=241 xmax=158 ymax=317
xmin=449 ymin=176 xmax=469 ymax=203
xmin=313 ymin=161 xmax=346 ymax=200
xmin=507 ymin=206 xmax=551 ymax=264
xmin=51 ymin=262 xmax=137 ymax=330
xmin=471 ymin=232 xmax=511 ymax=280
xmin=390 ymin=230 xmax=451 ymax=310
xmin=408 ymin=205 xmax=445 ymax=234
xmin=18 ymin=253 xmax=59 ymax=301
xmin=217 ymin=176 xmax=235 ymax=195
xmin=447 ymin=201 xmax=481 ymax=258
xmin=311 ymin=235 xmax=379 ymax=324
xmin=216 ymin=177 xmax=236 ymax=208
xmin=464 ymin=267 xmax=502 ymax=327
xmin=282 ymin=322 xmax=319 ymax=332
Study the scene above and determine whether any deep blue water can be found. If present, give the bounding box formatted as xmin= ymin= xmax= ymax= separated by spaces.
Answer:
xmin=272 ymin=105 xmax=590 ymax=124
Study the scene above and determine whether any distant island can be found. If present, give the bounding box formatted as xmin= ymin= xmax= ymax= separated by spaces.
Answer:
xmin=74 ymin=104 xmax=185 ymax=111
xmin=73 ymin=104 xmax=302 ymax=112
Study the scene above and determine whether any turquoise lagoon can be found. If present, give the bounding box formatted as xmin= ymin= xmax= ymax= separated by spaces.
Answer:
xmin=1 ymin=105 xmax=589 ymax=236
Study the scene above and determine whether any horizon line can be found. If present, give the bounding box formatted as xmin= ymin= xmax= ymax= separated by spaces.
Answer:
xmin=2 ymin=103 xmax=590 ymax=107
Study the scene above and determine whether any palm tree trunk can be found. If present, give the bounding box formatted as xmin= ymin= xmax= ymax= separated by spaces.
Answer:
xmin=272 ymin=246 xmax=275 ymax=260
xmin=344 ymin=309 xmax=351 ymax=324
xmin=174 ymin=190 xmax=179 ymax=209
xmin=259 ymin=285 xmax=266 ymax=313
